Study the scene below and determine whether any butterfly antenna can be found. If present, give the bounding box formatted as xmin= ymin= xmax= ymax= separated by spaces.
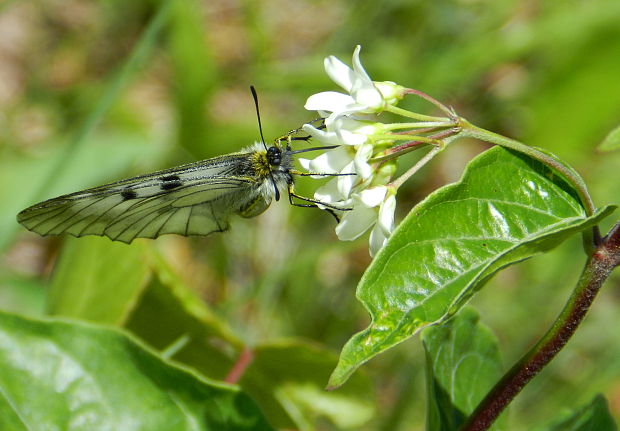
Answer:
xmin=250 ymin=85 xmax=280 ymax=201
xmin=250 ymin=86 xmax=269 ymax=152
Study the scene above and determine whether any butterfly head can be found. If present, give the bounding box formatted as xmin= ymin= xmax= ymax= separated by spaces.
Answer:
xmin=266 ymin=146 xmax=282 ymax=166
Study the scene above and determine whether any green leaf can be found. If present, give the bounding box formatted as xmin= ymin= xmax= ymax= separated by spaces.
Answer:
xmin=0 ymin=310 xmax=274 ymax=431
xmin=422 ymin=307 xmax=504 ymax=431
xmin=125 ymin=254 xmax=243 ymax=380
xmin=47 ymin=236 xmax=152 ymax=325
xmin=125 ymin=260 xmax=376 ymax=430
xmin=241 ymin=341 xmax=375 ymax=430
xmin=330 ymin=147 xmax=615 ymax=387
xmin=535 ymin=395 xmax=617 ymax=431
xmin=598 ymin=124 xmax=620 ymax=152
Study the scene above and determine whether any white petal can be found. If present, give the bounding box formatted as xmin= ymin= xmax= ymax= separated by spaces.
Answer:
xmin=377 ymin=194 xmax=396 ymax=235
xmin=307 ymin=146 xmax=353 ymax=174
xmin=351 ymin=45 xmax=371 ymax=82
xmin=354 ymin=144 xmax=374 ymax=180
xmin=369 ymin=223 xmax=389 ymax=257
xmin=359 ymin=186 xmax=387 ymax=208
xmin=314 ymin=178 xmax=343 ymax=204
xmin=305 ymin=92 xmax=355 ymax=113
xmin=352 ymin=86 xmax=384 ymax=110
xmin=301 ymin=124 xmax=341 ymax=145
xmin=324 ymin=55 xmax=356 ymax=91
xmin=338 ymin=129 xmax=368 ymax=146
xmin=335 ymin=205 xmax=376 ymax=241
xmin=337 ymin=161 xmax=357 ymax=198
xmin=298 ymin=157 xmax=312 ymax=170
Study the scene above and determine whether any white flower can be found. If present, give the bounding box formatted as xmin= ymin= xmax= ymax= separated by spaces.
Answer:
xmin=335 ymin=186 xmax=397 ymax=256
xmin=368 ymin=191 xmax=396 ymax=256
xmin=304 ymin=45 xmax=404 ymax=121
xmin=300 ymin=45 xmax=414 ymax=256
xmin=300 ymin=141 xmax=375 ymax=202
xmin=302 ymin=116 xmax=384 ymax=147
xmin=299 ymin=146 xmax=360 ymax=200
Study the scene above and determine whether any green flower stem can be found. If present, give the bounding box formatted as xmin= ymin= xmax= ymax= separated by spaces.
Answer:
xmin=383 ymin=121 xmax=454 ymax=130
xmin=161 ymin=334 xmax=191 ymax=359
xmin=371 ymin=142 xmax=431 ymax=163
xmin=459 ymin=120 xmax=596 ymax=218
xmin=461 ymin=221 xmax=620 ymax=431
xmin=373 ymin=134 xmax=439 ymax=143
xmin=372 ymin=127 xmax=460 ymax=163
xmin=389 ymin=134 xmax=460 ymax=189
xmin=386 ymin=105 xmax=450 ymax=122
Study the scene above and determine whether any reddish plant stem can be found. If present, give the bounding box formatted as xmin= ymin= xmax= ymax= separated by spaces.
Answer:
xmin=405 ymin=88 xmax=455 ymax=117
xmin=224 ymin=346 xmax=254 ymax=384
xmin=393 ymin=127 xmax=439 ymax=135
xmin=388 ymin=128 xmax=460 ymax=154
xmin=460 ymin=221 xmax=620 ymax=431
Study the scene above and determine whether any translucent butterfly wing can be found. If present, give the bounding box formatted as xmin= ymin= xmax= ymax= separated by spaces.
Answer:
xmin=17 ymin=156 xmax=262 ymax=243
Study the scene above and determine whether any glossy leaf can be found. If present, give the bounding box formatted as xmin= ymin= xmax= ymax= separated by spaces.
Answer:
xmin=47 ymin=236 xmax=152 ymax=325
xmin=422 ymin=307 xmax=504 ymax=431
xmin=598 ymin=124 xmax=620 ymax=152
xmin=330 ymin=147 xmax=615 ymax=387
xmin=0 ymin=310 xmax=274 ymax=431
xmin=535 ymin=395 xmax=617 ymax=431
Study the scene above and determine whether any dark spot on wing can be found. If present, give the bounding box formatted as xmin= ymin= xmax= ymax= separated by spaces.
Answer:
xmin=121 ymin=189 xmax=138 ymax=200
xmin=161 ymin=181 xmax=182 ymax=190
xmin=160 ymin=175 xmax=183 ymax=191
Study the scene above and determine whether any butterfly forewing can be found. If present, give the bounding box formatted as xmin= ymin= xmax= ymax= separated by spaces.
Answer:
xmin=17 ymin=155 xmax=264 ymax=243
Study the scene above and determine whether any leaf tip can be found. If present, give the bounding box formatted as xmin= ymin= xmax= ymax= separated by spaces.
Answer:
xmin=597 ymin=124 xmax=620 ymax=153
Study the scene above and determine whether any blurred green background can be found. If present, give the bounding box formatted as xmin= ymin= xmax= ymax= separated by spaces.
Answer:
xmin=1 ymin=0 xmax=619 ymax=429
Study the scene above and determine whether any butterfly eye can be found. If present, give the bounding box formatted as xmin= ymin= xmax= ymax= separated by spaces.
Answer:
xmin=267 ymin=147 xmax=281 ymax=165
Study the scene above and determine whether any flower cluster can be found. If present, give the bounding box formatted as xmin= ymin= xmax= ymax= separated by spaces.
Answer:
xmin=301 ymin=46 xmax=456 ymax=256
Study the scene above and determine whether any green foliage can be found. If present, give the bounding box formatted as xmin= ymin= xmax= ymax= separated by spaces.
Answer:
xmin=44 ymin=239 xmax=375 ymax=430
xmin=422 ymin=307 xmax=504 ymax=431
xmin=330 ymin=147 xmax=614 ymax=387
xmin=47 ymin=237 xmax=151 ymax=323
xmin=2 ymin=1 xmax=620 ymax=430
xmin=535 ymin=395 xmax=617 ymax=431
xmin=0 ymin=310 xmax=274 ymax=431
xmin=598 ymin=125 xmax=620 ymax=153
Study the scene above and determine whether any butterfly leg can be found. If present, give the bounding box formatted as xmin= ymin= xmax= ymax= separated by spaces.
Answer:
xmin=289 ymin=170 xmax=356 ymax=178
xmin=275 ymin=118 xmax=326 ymax=146
xmin=287 ymin=184 xmax=350 ymax=222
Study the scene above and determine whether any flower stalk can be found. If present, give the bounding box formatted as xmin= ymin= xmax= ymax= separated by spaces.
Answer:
xmin=388 ymin=132 xmax=461 ymax=190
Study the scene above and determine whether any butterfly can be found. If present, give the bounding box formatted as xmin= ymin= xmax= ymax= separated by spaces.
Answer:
xmin=17 ymin=88 xmax=348 ymax=243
